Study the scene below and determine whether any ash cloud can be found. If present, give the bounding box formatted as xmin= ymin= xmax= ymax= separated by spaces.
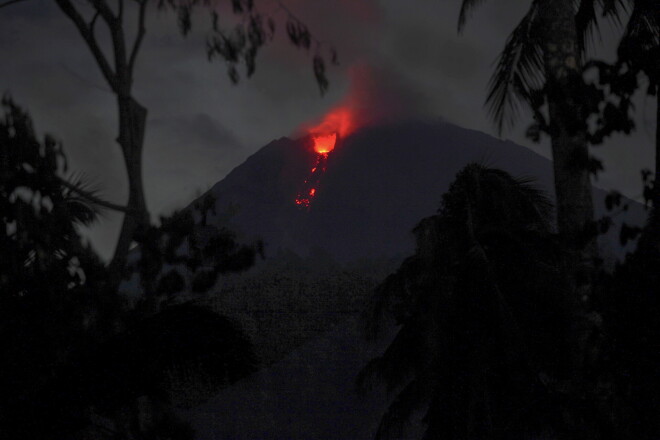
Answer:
xmin=295 ymin=63 xmax=433 ymax=137
xmin=345 ymin=64 xmax=432 ymax=128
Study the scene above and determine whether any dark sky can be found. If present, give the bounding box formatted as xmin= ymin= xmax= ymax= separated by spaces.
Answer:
xmin=1 ymin=0 xmax=656 ymax=259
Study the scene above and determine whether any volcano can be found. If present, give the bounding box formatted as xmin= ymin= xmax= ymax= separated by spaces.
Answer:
xmin=183 ymin=119 xmax=643 ymax=440
xmin=200 ymin=119 xmax=641 ymax=266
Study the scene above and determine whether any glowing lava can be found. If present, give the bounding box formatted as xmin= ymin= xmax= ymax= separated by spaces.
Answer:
xmin=312 ymin=133 xmax=337 ymax=154
xmin=295 ymin=151 xmax=329 ymax=208
xmin=295 ymin=102 xmax=358 ymax=208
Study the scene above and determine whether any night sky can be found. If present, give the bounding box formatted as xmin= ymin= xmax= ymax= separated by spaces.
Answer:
xmin=1 ymin=0 xmax=656 ymax=259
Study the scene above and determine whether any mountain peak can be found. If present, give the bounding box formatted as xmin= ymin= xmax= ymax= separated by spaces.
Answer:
xmin=202 ymin=120 xmax=640 ymax=264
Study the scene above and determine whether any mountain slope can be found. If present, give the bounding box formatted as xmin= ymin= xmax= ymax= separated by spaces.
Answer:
xmin=205 ymin=119 xmax=641 ymax=264
xmin=182 ymin=120 xmax=644 ymax=439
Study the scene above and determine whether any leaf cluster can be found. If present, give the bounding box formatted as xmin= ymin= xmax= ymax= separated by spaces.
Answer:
xmin=0 ymin=97 xmax=104 ymax=303
xmin=465 ymin=0 xmax=652 ymax=160
xmin=0 ymin=100 xmax=258 ymax=439
xmin=360 ymin=164 xmax=577 ymax=440
xmin=0 ymin=99 xmax=120 ymax=439
xmin=158 ymin=0 xmax=338 ymax=94
xmin=129 ymin=193 xmax=261 ymax=312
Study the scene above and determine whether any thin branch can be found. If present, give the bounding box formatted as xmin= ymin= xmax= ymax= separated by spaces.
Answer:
xmin=59 ymin=178 xmax=132 ymax=214
xmin=128 ymin=0 xmax=147 ymax=75
xmin=91 ymin=0 xmax=129 ymax=87
xmin=88 ymin=0 xmax=130 ymax=86
xmin=90 ymin=10 xmax=100 ymax=34
xmin=89 ymin=0 xmax=117 ymax=25
xmin=54 ymin=0 xmax=119 ymax=92
xmin=276 ymin=0 xmax=325 ymax=46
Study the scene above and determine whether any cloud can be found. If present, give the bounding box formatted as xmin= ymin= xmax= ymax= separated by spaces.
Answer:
xmin=150 ymin=113 xmax=243 ymax=151
xmin=0 ymin=0 xmax=653 ymax=260
xmin=294 ymin=63 xmax=433 ymax=139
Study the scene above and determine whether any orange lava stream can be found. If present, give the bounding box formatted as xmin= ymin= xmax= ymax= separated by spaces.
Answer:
xmin=295 ymin=150 xmax=330 ymax=209
xmin=295 ymin=103 xmax=355 ymax=208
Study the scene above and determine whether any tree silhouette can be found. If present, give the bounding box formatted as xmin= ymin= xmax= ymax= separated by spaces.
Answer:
xmin=613 ymin=0 xmax=659 ymax=250
xmin=0 ymin=99 xmax=260 ymax=439
xmin=603 ymin=235 xmax=660 ymax=440
xmin=0 ymin=98 xmax=113 ymax=439
xmin=457 ymin=0 xmax=619 ymax=307
xmin=359 ymin=164 xmax=594 ymax=439
xmin=2 ymin=0 xmax=338 ymax=293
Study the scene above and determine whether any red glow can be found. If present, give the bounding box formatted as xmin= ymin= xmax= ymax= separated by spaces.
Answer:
xmin=295 ymin=71 xmax=372 ymax=208
xmin=295 ymin=153 xmax=328 ymax=209
xmin=294 ymin=104 xmax=354 ymax=207
xmin=306 ymin=105 xmax=355 ymax=154
xmin=310 ymin=106 xmax=354 ymax=138
xmin=313 ymin=134 xmax=337 ymax=154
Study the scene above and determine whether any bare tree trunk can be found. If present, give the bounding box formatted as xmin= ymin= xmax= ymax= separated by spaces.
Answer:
xmin=539 ymin=0 xmax=597 ymax=293
xmin=107 ymin=95 xmax=150 ymax=291
xmin=54 ymin=0 xmax=152 ymax=293
xmin=538 ymin=4 xmax=600 ymax=437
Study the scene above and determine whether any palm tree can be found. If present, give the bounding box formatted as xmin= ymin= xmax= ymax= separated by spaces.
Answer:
xmin=359 ymin=164 xmax=585 ymax=439
xmin=457 ymin=0 xmax=629 ymax=300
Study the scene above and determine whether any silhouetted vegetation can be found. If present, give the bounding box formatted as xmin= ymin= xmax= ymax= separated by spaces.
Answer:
xmin=49 ymin=0 xmax=338 ymax=289
xmin=360 ymin=164 xmax=575 ymax=439
xmin=1 ymin=1 xmax=658 ymax=439
xmin=360 ymin=163 xmax=660 ymax=439
xmin=0 ymin=100 xmax=261 ymax=439
xmin=361 ymin=2 xmax=659 ymax=439
xmin=1 ymin=1 xmax=344 ymax=436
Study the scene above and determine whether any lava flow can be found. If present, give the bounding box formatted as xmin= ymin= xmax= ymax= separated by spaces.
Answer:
xmin=295 ymin=106 xmax=354 ymax=209
xmin=295 ymin=133 xmax=336 ymax=208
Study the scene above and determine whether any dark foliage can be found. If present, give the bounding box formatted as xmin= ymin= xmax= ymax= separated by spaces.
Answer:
xmin=158 ymin=0 xmax=338 ymax=94
xmin=360 ymin=164 xmax=580 ymax=440
xmin=73 ymin=303 xmax=258 ymax=412
xmin=361 ymin=164 xmax=660 ymax=440
xmin=0 ymin=98 xmax=115 ymax=439
xmin=128 ymin=192 xmax=262 ymax=313
xmin=0 ymin=101 xmax=259 ymax=439
xmin=602 ymin=240 xmax=660 ymax=439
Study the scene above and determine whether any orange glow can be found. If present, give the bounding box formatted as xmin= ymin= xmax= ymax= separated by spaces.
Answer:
xmin=295 ymin=89 xmax=363 ymax=208
xmin=309 ymin=107 xmax=354 ymax=138
xmin=313 ymin=134 xmax=337 ymax=154
xmin=295 ymin=153 xmax=328 ymax=209
xmin=295 ymin=198 xmax=310 ymax=207
xmin=306 ymin=105 xmax=356 ymax=154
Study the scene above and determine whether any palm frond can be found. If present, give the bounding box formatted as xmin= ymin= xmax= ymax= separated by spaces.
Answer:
xmin=486 ymin=0 xmax=545 ymax=135
xmin=457 ymin=0 xmax=491 ymax=33
xmin=60 ymin=172 xmax=105 ymax=226
xmin=362 ymin=164 xmax=563 ymax=440
xmin=620 ymin=0 xmax=660 ymax=55
xmin=443 ymin=164 xmax=555 ymax=232
xmin=576 ymin=0 xmax=628 ymax=53
xmin=484 ymin=168 xmax=555 ymax=229
xmin=59 ymin=172 xmax=130 ymax=218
